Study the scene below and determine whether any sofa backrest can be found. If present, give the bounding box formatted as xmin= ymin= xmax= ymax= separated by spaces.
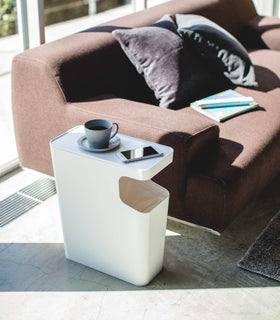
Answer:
xmin=23 ymin=0 xmax=257 ymax=103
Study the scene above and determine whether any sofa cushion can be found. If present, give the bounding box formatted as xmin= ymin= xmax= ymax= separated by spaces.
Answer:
xmin=176 ymin=14 xmax=258 ymax=88
xmin=241 ymin=16 xmax=280 ymax=51
xmin=112 ymin=15 xmax=225 ymax=109
xmin=178 ymin=49 xmax=280 ymax=231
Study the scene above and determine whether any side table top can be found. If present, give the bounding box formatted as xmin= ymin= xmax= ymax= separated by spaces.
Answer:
xmin=50 ymin=126 xmax=173 ymax=180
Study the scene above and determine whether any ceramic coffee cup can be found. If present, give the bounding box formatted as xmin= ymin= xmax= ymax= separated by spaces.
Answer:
xmin=84 ymin=119 xmax=119 ymax=149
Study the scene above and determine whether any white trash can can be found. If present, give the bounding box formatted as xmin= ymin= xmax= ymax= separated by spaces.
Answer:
xmin=50 ymin=126 xmax=173 ymax=286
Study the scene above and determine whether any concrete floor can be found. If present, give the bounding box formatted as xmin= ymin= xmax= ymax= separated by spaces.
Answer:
xmin=0 ymin=167 xmax=279 ymax=319
xmin=1 ymin=1 xmax=280 ymax=317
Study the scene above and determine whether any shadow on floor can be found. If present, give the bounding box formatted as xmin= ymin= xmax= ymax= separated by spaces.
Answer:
xmin=0 ymin=175 xmax=279 ymax=292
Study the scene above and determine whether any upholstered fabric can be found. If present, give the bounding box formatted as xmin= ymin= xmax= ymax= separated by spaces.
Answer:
xmin=177 ymin=49 xmax=280 ymax=230
xmin=13 ymin=0 xmax=257 ymax=105
xmin=12 ymin=0 xmax=280 ymax=232
xmin=112 ymin=15 xmax=185 ymax=109
xmin=113 ymin=15 xmax=225 ymax=109
xmin=176 ymin=14 xmax=257 ymax=87
xmin=241 ymin=15 xmax=280 ymax=51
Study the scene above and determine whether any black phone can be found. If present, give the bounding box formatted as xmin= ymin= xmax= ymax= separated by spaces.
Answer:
xmin=117 ymin=146 xmax=163 ymax=163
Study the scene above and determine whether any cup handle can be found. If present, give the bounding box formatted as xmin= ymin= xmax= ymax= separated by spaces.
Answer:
xmin=110 ymin=122 xmax=119 ymax=139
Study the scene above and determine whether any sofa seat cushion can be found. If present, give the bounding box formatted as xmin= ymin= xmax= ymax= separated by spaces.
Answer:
xmin=220 ymin=48 xmax=280 ymax=143
xmin=177 ymin=49 xmax=280 ymax=231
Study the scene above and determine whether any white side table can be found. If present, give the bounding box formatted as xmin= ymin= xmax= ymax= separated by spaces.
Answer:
xmin=50 ymin=126 xmax=173 ymax=286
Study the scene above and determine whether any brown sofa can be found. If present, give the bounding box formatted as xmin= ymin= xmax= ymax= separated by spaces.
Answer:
xmin=12 ymin=0 xmax=280 ymax=232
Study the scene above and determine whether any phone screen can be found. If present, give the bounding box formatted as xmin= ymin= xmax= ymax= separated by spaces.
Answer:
xmin=121 ymin=146 xmax=159 ymax=161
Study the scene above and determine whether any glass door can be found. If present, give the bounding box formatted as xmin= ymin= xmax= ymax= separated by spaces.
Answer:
xmin=0 ymin=0 xmax=20 ymax=175
xmin=0 ymin=0 xmax=167 ymax=177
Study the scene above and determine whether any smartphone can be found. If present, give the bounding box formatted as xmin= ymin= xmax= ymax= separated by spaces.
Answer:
xmin=117 ymin=146 xmax=164 ymax=163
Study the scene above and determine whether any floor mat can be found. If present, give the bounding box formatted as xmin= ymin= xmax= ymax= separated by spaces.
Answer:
xmin=237 ymin=210 xmax=280 ymax=282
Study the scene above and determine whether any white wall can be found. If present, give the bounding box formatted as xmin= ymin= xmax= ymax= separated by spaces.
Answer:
xmin=253 ymin=0 xmax=280 ymax=17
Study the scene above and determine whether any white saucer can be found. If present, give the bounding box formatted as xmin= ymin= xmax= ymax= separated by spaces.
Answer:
xmin=77 ymin=135 xmax=121 ymax=153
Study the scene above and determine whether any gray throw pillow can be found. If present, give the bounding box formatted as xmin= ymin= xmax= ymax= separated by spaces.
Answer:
xmin=176 ymin=14 xmax=258 ymax=87
xmin=112 ymin=15 xmax=223 ymax=109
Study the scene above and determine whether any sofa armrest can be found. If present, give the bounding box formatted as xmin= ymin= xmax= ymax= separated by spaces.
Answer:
xmin=240 ymin=15 xmax=280 ymax=50
xmin=72 ymin=97 xmax=219 ymax=212
xmin=72 ymin=97 xmax=219 ymax=167
xmin=13 ymin=46 xmax=219 ymax=220
xmin=13 ymin=46 xmax=219 ymax=175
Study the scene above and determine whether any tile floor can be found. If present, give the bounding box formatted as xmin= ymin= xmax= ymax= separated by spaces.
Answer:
xmin=0 ymin=167 xmax=279 ymax=319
